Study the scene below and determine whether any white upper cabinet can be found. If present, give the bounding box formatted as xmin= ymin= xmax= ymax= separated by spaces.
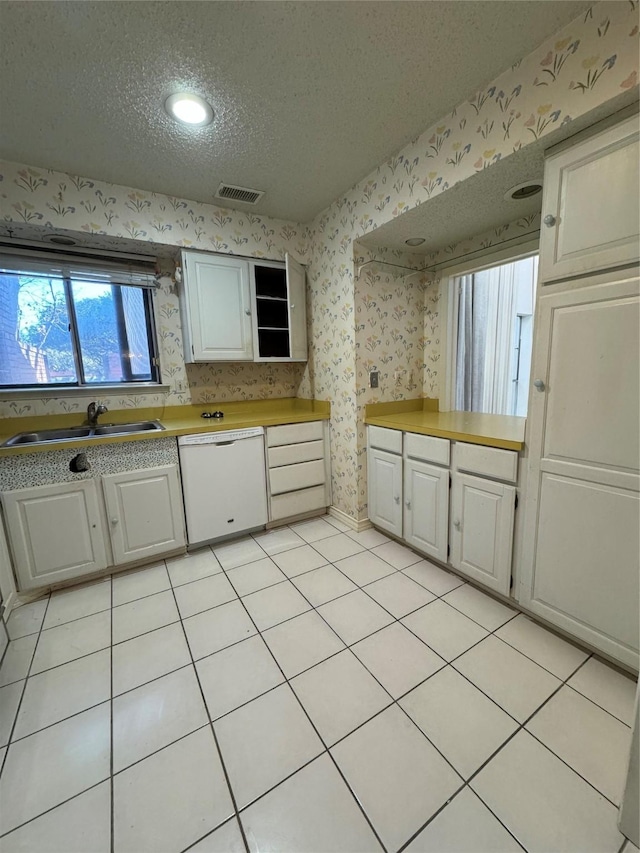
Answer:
xmin=181 ymin=252 xmax=253 ymax=362
xmin=181 ymin=250 xmax=307 ymax=362
xmin=286 ymin=253 xmax=308 ymax=361
xmin=539 ymin=114 xmax=640 ymax=283
xmin=2 ymin=480 xmax=108 ymax=590
xmin=102 ymin=465 xmax=186 ymax=566
xmin=450 ymin=472 xmax=515 ymax=596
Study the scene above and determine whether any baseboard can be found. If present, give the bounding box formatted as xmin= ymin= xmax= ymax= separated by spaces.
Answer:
xmin=327 ymin=506 xmax=372 ymax=532
xmin=1 ymin=589 xmax=19 ymax=623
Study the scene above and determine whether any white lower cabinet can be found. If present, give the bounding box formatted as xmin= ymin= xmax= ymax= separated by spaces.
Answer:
xmin=367 ymin=427 xmax=518 ymax=597
xmin=102 ymin=465 xmax=185 ymax=565
xmin=266 ymin=421 xmax=331 ymax=522
xmin=1 ymin=463 xmax=186 ymax=590
xmin=2 ymin=480 xmax=109 ymax=590
xmin=450 ymin=472 xmax=515 ymax=596
xmin=367 ymin=447 xmax=403 ymax=538
xmin=403 ymin=458 xmax=449 ymax=563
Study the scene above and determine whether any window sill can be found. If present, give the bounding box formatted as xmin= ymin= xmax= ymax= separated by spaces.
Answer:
xmin=0 ymin=384 xmax=171 ymax=400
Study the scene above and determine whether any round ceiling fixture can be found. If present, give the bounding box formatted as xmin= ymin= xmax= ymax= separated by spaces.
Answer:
xmin=165 ymin=93 xmax=214 ymax=127
xmin=405 ymin=237 xmax=425 ymax=246
xmin=44 ymin=233 xmax=77 ymax=246
xmin=505 ymin=181 xmax=542 ymax=201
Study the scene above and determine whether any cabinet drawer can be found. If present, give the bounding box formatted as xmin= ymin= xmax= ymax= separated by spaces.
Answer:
xmin=454 ymin=442 xmax=518 ymax=483
xmin=267 ymin=421 xmax=324 ymax=447
xmin=269 ymin=459 xmax=325 ymax=495
xmin=404 ymin=433 xmax=450 ymax=466
xmin=368 ymin=426 xmax=402 ymax=454
xmin=270 ymin=485 xmax=327 ymax=521
xmin=268 ymin=439 xmax=324 ymax=468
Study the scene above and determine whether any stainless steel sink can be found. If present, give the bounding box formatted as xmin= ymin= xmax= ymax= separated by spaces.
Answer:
xmin=93 ymin=421 xmax=165 ymax=436
xmin=3 ymin=427 xmax=95 ymax=446
xmin=2 ymin=420 xmax=164 ymax=448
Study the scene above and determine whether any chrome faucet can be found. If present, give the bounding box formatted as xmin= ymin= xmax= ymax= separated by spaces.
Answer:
xmin=86 ymin=401 xmax=108 ymax=427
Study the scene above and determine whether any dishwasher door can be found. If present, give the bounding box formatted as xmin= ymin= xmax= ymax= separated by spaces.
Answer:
xmin=178 ymin=428 xmax=268 ymax=546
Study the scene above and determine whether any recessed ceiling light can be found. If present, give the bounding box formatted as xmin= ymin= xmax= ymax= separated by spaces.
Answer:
xmin=405 ymin=237 xmax=425 ymax=246
xmin=165 ymin=93 xmax=214 ymax=127
xmin=505 ymin=181 xmax=542 ymax=201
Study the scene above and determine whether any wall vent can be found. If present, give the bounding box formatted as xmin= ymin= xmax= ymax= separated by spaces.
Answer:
xmin=215 ymin=183 xmax=264 ymax=205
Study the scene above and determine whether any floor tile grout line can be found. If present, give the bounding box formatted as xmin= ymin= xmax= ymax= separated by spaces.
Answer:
xmin=114 ymin=721 xmax=212 ymax=779
xmin=179 ymin=813 xmax=242 ymax=853
xmin=0 ymin=776 xmax=111 ymax=841
xmin=0 ymin=522 xmax=631 ymax=845
xmin=5 ymin=596 xmax=51 ymax=642
xmin=0 ymin=592 xmax=52 ymax=781
xmin=230 ymin=540 xmax=550 ymax=853
xmin=6 ymin=642 xmax=111 ymax=686
xmin=396 ymin=782 xmax=528 ymax=853
xmin=5 ymin=596 xmax=592 ymax=848
xmin=397 ymin=652 xmax=598 ymax=853
xmin=221 ymin=551 xmax=486 ymax=848
xmin=166 ymin=575 xmax=252 ymax=853
xmin=194 ymin=535 xmax=567 ymax=740
xmin=466 ymin=653 xmax=623 ymax=802
xmin=112 ymin=616 xmax=183 ymax=648
xmin=219 ymin=561 xmax=390 ymax=853
xmin=563 ymin=681 xmax=635 ymax=728
xmin=3 ymin=538 xmax=617 ymax=752
xmin=37 ymin=602 xmax=112 ymax=635
xmin=302 ymin=534 xmax=597 ymax=693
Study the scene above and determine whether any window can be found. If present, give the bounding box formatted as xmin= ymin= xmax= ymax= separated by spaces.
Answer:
xmin=0 ymin=257 xmax=160 ymax=389
xmin=445 ymin=252 xmax=538 ymax=417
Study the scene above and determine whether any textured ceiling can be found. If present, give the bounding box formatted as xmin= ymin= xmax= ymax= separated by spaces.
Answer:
xmin=359 ymin=95 xmax=637 ymax=255
xmin=360 ymin=144 xmax=546 ymax=255
xmin=0 ymin=1 xmax=592 ymax=222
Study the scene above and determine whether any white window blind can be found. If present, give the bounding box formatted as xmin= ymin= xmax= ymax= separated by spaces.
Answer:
xmin=0 ymin=248 xmax=158 ymax=288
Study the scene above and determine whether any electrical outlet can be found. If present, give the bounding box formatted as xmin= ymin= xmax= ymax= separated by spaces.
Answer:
xmin=370 ymin=371 xmax=379 ymax=389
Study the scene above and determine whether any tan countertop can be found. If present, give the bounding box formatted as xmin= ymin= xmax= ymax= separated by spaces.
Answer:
xmin=365 ymin=399 xmax=525 ymax=451
xmin=0 ymin=398 xmax=330 ymax=456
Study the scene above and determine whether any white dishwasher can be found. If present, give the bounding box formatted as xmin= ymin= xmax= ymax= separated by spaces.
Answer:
xmin=178 ymin=427 xmax=268 ymax=547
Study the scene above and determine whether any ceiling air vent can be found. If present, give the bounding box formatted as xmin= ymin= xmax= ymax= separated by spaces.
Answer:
xmin=215 ymin=183 xmax=264 ymax=205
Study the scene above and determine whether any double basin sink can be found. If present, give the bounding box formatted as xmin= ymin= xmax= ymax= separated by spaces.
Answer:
xmin=2 ymin=421 xmax=165 ymax=448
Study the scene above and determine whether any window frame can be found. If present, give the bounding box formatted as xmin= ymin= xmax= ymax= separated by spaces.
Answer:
xmin=0 ymin=266 xmax=164 ymax=395
xmin=438 ymin=239 xmax=539 ymax=413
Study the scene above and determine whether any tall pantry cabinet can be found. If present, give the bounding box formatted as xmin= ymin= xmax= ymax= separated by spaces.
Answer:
xmin=519 ymin=113 xmax=640 ymax=669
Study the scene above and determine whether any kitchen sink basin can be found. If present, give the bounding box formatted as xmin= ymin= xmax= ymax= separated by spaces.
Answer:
xmin=93 ymin=421 xmax=165 ymax=436
xmin=2 ymin=420 xmax=164 ymax=448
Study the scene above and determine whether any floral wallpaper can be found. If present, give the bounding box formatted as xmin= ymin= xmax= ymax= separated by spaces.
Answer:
xmin=0 ymin=0 xmax=637 ymax=519
xmin=0 ymin=172 xmax=309 ymax=418
xmin=300 ymin=0 xmax=638 ymax=518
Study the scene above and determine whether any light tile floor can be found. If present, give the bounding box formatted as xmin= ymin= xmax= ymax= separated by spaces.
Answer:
xmin=0 ymin=513 xmax=637 ymax=853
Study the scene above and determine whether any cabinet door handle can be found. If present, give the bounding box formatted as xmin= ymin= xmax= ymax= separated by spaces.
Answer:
xmin=543 ymin=214 xmax=556 ymax=227
xmin=405 ymin=499 xmax=411 ymax=510
xmin=533 ymin=379 xmax=546 ymax=392
xmin=394 ymin=495 xmax=400 ymax=504
xmin=290 ymin=303 xmax=295 ymax=309
xmin=453 ymin=519 xmax=461 ymax=531
xmin=245 ymin=309 xmax=251 ymax=316
xmin=111 ymin=517 xmax=119 ymax=525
